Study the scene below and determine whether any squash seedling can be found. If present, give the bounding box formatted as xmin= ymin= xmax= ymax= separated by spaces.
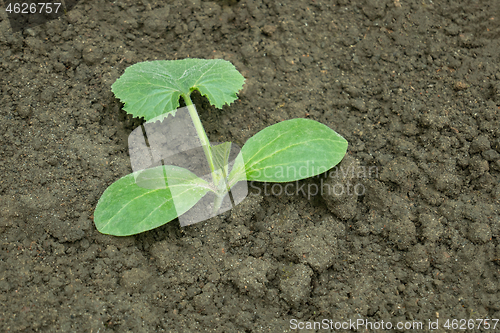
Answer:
xmin=94 ymin=58 xmax=348 ymax=236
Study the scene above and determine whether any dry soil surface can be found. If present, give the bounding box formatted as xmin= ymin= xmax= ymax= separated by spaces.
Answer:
xmin=1 ymin=0 xmax=500 ymax=332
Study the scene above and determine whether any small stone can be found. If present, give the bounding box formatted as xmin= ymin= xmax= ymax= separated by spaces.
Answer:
xmin=143 ymin=6 xmax=170 ymax=36
xmin=279 ymin=264 xmax=313 ymax=307
xmin=45 ymin=216 xmax=86 ymax=242
xmin=231 ymin=257 xmax=273 ymax=297
xmin=492 ymin=184 xmax=500 ymax=200
xmin=25 ymin=28 xmax=36 ymax=37
xmin=261 ymin=24 xmax=276 ymax=36
xmin=405 ymin=244 xmax=429 ymax=272
xmin=193 ymin=283 xmax=217 ymax=315
xmin=17 ymin=104 xmax=32 ymax=118
xmin=435 ymin=172 xmax=462 ymax=196
xmin=53 ymin=62 xmax=66 ymax=72
xmin=454 ymin=81 xmax=469 ymax=91
xmin=492 ymin=160 xmax=500 ymax=172
xmin=380 ymin=156 xmax=419 ymax=188
xmin=227 ymin=225 xmax=251 ymax=246
xmin=389 ymin=217 xmax=416 ymax=250
xmin=483 ymin=278 xmax=498 ymax=293
xmin=66 ymin=10 xmax=82 ymax=24
xmin=459 ymin=33 xmax=475 ymax=46
xmin=470 ymin=135 xmax=491 ymax=154
xmin=420 ymin=214 xmax=443 ymax=243
xmin=40 ymin=87 xmax=55 ymax=103
xmin=82 ymin=46 xmax=102 ymax=65
xmin=482 ymin=149 xmax=500 ymax=161
xmin=467 ymin=222 xmax=491 ymax=244
xmin=288 ymin=224 xmax=337 ymax=272
xmin=123 ymin=50 xmax=137 ymax=64
xmin=150 ymin=241 xmax=181 ymax=272
xmin=121 ymin=268 xmax=151 ymax=293
xmin=492 ymin=138 xmax=500 ymax=153
xmin=468 ymin=156 xmax=489 ymax=179
xmin=240 ymin=45 xmax=255 ymax=60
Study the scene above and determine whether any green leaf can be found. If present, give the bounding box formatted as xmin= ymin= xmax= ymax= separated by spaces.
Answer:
xmin=211 ymin=141 xmax=232 ymax=176
xmin=210 ymin=142 xmax=233 ymax=213
xmin=95 ymin=165 xmax=212 ymax=236
xmin=229 ymin=119 xmax=348 ymax=183
xmin=111 ymin=59 xmax=245 ymax=121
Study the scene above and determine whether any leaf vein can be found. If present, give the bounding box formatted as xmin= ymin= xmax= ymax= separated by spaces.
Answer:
xmin=246 ymin=137 xmax=344 ymax=172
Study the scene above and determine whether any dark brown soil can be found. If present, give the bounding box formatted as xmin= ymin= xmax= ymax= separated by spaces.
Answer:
xmin=1 ymin=0 xmax=500 ymax=332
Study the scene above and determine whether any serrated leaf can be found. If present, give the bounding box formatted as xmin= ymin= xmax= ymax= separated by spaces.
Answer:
xmin=95 ymin=165 xmax=213 ymax=236
xmin=228 ymin=119 xmax=348 ymax=183
xmin=111 ymin=59 xmax=245 ymax=121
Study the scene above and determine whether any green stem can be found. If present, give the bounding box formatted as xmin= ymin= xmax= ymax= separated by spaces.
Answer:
xmin=180 ymin=93 xmax=235 ymax=210
xmin=181 ymin=93 xmax=216 ymax=179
